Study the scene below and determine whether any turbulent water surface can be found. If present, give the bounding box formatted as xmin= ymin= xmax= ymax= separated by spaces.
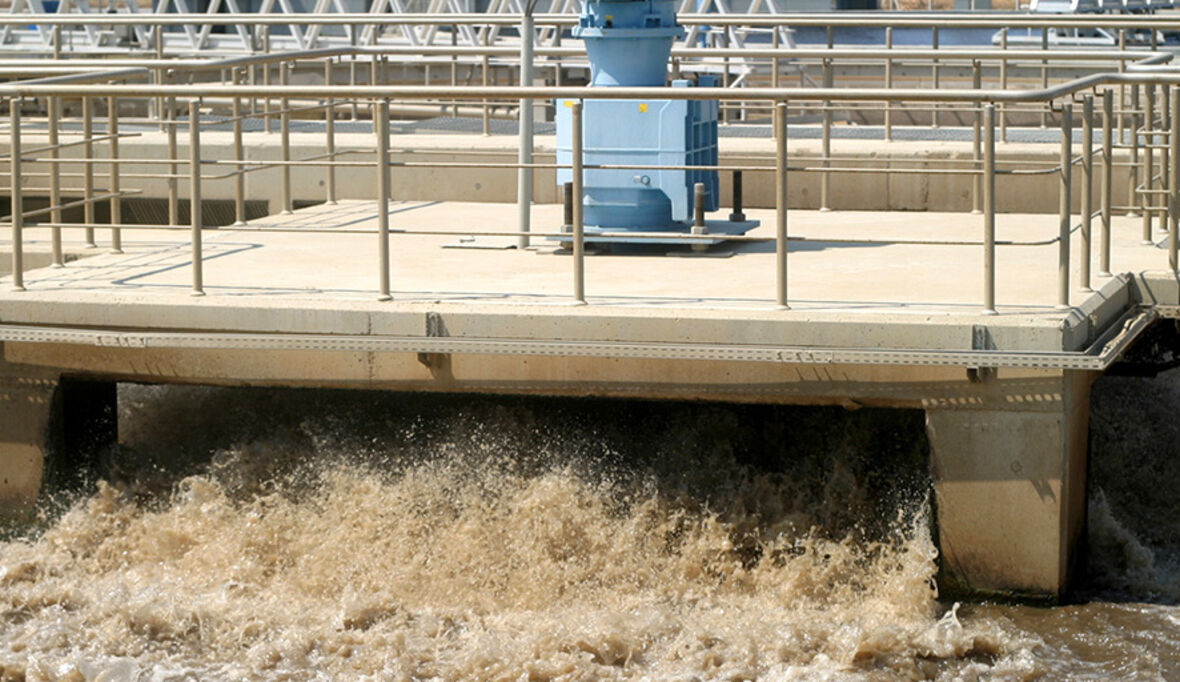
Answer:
xmin=1 ymin=372 xmax=1179 ymax=680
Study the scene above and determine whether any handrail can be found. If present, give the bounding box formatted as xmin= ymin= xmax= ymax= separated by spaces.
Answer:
xmin=0 ymin=46 xmax=1165 ymax=61
xmin=9 ymin=12 xmax=1180 ymax=30
xmin=0 ymin=75 xmax=1168 ymax=103
xmin=2 ymin=46 xmax=1165 ymax=95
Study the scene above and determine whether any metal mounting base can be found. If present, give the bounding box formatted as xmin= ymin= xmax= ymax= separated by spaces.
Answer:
xmin=548 ymin=218 xmax=760 ymax=247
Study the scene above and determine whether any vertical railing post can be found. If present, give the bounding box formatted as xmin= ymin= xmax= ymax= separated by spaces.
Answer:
xmin=822 ymin=25 xmax=833 ymax=211
xmin=772 ymin=29 xmax=781 ymax=140
xmin=280 ymin=66 xmax=292 ymax=215
xmin=999 ymin=28 xmax=1008 ymax=142
xmin=263 ymin=27 xmax=273 ymax=132
xmin=1040 ymin=28 xmax=1048 ymax=128
xmin=154 ymin=24 xmax=164 ymax=131
xmin=167 ymin=93 xmax=178 ymax=227
xmin=10 ymin=101 xmax=23 ymax=291
xmin=1101 ymin=89 xmax=1113 ymax=278
xmin=884 ymin=26 xmax=893 ymax=142
xmin=376 ymin=99 xmax=392 ymax=301
xmin=248 ymin=58 xmax=258 ymax=119
xmin=692 ymin=181 xmax=707 ymax=251
xmin=517 ymin=11 xmax=534 ymax=250
xmin=720 ymin=32 xmax=731 ymax=123
xmin=1162 ymin=84 xmax=1171 ymax=236
xmin=820 ymin=58 xmax=832 ymax=212
xmin=983 ymin=103 xmax=996 ymax=315
xmin=1118 ymin=29 xmax=1127 ymax=141
xmin=371 ymin=53 xmax=379 ymax=122
xmin=971 ymin=61 xmax=982 ymax=215
xmin=325 ymin=59 xmax=337 ymax=205
xmin=48 ymin=96 xmax=62 ymax=267
xmin=370 ymin=53 xmax=379 ymax=127
xmin=572 ymin=100 xmax=585 ymax=305
xmin=776 ymin=101 xmax=789 ymax=310
xmin=82 ymin=95 xmax=96 ymax=247
xmin=1143 ymin=84 xmax=1155 ymax=242
xmin=554 ymin=28 xmax=564 ymax=89
xmin=108 ymin=94 xmax=122 ymax=254
xmin=772 ymin=27 xmax=781 ymax=91
xmin=931 ymin=26 xmax=940 ymax=128
xmin=1129 ymin=83 xmax=1140 ymax=219
xmin=189 ymin=101 xmax=204 ymax=297
xmin=450 ymin=24 xmax=459 ymax=116
xmin=1081 ymin=94 xmax=1093 ymax=292
xmin=481 ymin=46 xmax=491 ymax=136
xmin=233 ymin=69 xmax=246 ymax=226
xmin=1058 ymin=102 xmax=1073 ymax=309
xmin=350 ymin=55 xmax=359 ymax=122
xmin=1171 ymin=87 xmax=1180 ymax=273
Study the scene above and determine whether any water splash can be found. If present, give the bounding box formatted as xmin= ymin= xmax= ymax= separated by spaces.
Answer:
xmin=0 ymin=388 xmax=1042 ymax=680
xmin=7 ymin=370 xmax=1180 ymax=679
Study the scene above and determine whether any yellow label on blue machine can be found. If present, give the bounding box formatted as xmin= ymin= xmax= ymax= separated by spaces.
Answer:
xmin=638 ymin=103 xmax=648 ymax=113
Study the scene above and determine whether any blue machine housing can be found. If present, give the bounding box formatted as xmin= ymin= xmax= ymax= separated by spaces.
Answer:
xmin=556 ymin=77 xmax=721 ymax=229
xmin=556 ymin=0 xmax=745 ymax=237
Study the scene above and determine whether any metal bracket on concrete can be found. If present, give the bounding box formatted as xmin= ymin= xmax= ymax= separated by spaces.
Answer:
xmin=416 ymin=311 xmax=450 ymax=373
xmin=0 ymin=308 xmax=1160 ymax=371
xmin=968 ymin=324 xmax=997 ymax=382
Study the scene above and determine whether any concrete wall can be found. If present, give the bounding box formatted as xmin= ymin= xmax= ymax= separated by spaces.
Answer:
xmin=926 ymin=370 xmax=1095 ymax=601
xmin=0 ymin=345 xmax=57 ymax=523
xmin=0 ymin=133 xmax=1133 ymax=217
xmin=0 ymin=345 xmax=118 ymax=525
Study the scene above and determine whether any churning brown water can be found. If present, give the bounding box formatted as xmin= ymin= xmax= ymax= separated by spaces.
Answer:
xmin=1 ymin=373 xmax=1179 ymax=680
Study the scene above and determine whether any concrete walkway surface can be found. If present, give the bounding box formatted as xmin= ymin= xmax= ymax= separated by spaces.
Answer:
xmin=0 ymin=199 xmax=1174 ymax=355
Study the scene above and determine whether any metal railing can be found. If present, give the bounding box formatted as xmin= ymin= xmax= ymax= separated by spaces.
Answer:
xmin=1 ymin=9 xmax=1180 ymax=311
xmin=3 ymin=65 xmax=1180 ymax=314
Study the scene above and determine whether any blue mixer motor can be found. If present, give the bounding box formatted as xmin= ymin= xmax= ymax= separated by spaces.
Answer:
xmin=556 ymin=0 xmax=753 ymax=238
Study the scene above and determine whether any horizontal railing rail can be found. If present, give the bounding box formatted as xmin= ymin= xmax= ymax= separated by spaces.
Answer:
xmin=10 ymin=12 xmax=1180 ymax=29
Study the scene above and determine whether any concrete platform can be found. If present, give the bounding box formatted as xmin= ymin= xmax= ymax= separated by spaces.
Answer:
xmin=0 ymin=199 xmax=1169 ymax=338
xmin=0 ymin=198 xmax=1170 ymax=414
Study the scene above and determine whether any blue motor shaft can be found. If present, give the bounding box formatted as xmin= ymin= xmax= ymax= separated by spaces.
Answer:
xmin=573 ymin=0 xmax=684 ymax=87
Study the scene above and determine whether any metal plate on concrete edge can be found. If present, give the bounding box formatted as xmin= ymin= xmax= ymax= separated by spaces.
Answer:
xmin=442 ymin=236 xmax=519 ymax=250
xmin=0 ymin=308 xmax=1155 ymax=371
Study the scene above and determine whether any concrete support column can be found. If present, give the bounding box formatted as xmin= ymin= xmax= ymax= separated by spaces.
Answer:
xmin=925 ymin=370 xmax=1095 ymax=601
xmin=0 ymin=346 xmax=117 ymax=524
xmin=0 ymin=348 xmax=60 ymax=521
